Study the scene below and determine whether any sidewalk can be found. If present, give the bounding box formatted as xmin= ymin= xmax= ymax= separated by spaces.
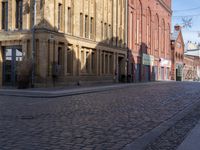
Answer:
xmin=0 ymin=81 xmax=168 ymax=98
xmin=0 ymin=83 xmax=133 ymax=98
xmin=177 ymin=120 xmax=200 ymax=150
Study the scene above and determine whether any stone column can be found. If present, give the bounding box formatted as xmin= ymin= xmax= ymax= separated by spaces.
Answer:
xmin=54 ymin=41 xmax=58 ymax=62
xmin=77 ymin=45 xmax=81 ymax=76
xmin=72 ymin=45 xmax=77 ymax=76
xmin=89 ymin=49 xmax=92 ymax=74
xmin=39 ymin=39 xmax=48 ymax=79
xmin=0 ymin=0 xmax=2 ymax=30
xmin=64 ymin=43 xmax=68 ymax=76
xmin=22 ymin=40 xmax=27 ymax=59
xmin=96 ymin=49 xmax=99 ymax=76
xmin=99 ymin=49 xmax=102 ymax=76
xmin=0 ymin=45 xmax=3 ymax=86
xmin=103 ymin=52 xmax=105 ymax=75
xmin=48 ymin=40 xmax=54 ymax=76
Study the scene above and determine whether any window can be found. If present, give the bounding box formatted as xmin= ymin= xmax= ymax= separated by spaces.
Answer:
xmin=90 ymin=17 xmax=94 ymax=39
xmin=101 ymin=53 xmax=104 ymax=74
xmin=58 ymin=47 xmax=62 ymax=65
xmin=91 ymin=52 xmax=95 ymax=73
xmin=162 ymin=19 xmax=165 ymax=52
xmin=58 ymin=3 xmax=63 ymax=31
xmin=109 ymin=55 xmax=112 ymax=74
xmin=86 ymin=51 xmax=89 ymax=73
xmin=136 ymin=19 xmax=139 ymax=44
xmin=129 ymin=12 xmax=133 ymax=48
xmin=80 ymin=13 xmax=83 ymax=37
xmin=101 ymin=21 xmax=103 ymax=40
xmin=2 ymin=1 xmax=8 ymax=30
xmin=67 ymin=48 xmax=73 ymax=74
xmin=85 ymin=15 xmax=89 ymax=38
xmin=108 ymin=24 xmax=112 ymax=39
xmin=68 ymin=7 xmax=72 ymax=33
xmin=104 ymin=23 xmax=107 ymax=40
xmin=16 ymin=0 xmax=23 ymax=29
xmin=81 ymin=50 xmax=84 ymax=70
xmin=105 ymin=54 xmax=108 ymax=74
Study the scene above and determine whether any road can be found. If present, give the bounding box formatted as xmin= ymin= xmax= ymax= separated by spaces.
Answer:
xmin=0 ymin=82 xmax=200 ymax=150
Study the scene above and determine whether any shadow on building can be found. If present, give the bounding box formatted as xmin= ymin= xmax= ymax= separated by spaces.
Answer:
xmin=128 ymin=42 xmax=156 ymax=83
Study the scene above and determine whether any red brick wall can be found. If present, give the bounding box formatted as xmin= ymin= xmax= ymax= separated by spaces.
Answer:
xmin=128 ymin=0 xmax=172 ymax=81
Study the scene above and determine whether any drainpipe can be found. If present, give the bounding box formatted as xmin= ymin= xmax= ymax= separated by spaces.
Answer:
xmin=31 ymin=0 xmax=36 ymax=87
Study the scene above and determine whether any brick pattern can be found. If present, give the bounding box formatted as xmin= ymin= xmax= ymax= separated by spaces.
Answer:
xmin=128 ymin=0 xmax=172 ymax=82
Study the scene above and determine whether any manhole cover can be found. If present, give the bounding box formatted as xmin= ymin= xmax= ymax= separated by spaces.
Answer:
xmin=20 ymin=116 xmax=34 ymax=120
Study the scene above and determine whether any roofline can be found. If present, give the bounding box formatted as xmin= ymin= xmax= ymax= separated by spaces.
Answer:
xmin=186 ymin=49 xmax=200 ymax=52
xmin=157 ymin=0 xmax=172 ymax=14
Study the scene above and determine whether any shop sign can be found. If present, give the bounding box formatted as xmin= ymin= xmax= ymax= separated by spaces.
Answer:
xmin=142 ymin=54 xmax=154 ymax=66
xmin=160 ymin=58 xmax=171 ymax=67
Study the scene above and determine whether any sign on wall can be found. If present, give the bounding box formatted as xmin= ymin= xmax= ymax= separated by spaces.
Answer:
xmin=142 ymin=54 xmax=154 ymax=66
xmin=160 ymin=58 xmax=171 ymax=68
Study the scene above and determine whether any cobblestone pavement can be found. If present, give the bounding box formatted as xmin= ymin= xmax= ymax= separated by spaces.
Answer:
xmin=145 ymin=101 xmax=200 ymax=150
xmin=0 ymin=82 xmax=200 ymax=150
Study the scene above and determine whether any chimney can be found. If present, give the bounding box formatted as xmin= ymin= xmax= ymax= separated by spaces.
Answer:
xmin=174 ymin=25 xmax=181 ymax=31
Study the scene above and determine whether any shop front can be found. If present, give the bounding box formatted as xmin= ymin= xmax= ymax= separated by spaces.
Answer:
xmin=142 ymin=54 xmax=154 ymax=82
xmin=176 ymin=63 xmax=183 ymax=81
xmin=160 ymin=58 xmax=171 ymax=80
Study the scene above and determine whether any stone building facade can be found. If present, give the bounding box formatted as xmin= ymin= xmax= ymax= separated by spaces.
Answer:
xmin=171 ymin=25 xmax=185 ymax=81
xmin=128 ymin=0 xmax=172 ymax=82
xmin=0 ymin=0 xmax=127 ymax=86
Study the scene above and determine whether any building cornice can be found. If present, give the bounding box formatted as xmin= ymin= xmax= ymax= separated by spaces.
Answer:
xmin=157 ymin=0 xmax=172 ymax=14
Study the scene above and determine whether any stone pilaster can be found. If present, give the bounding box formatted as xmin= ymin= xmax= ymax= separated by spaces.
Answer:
xmin=22 ymin=40 xmax=27 ymax=59
xmin=96 ymin=49 xmax=99 ymax=76
xmin=0 ymin=0 xmax=2 ymax=30
xmin=39 ymin=39 xmax=48 ymax=79
xmin=0 ymin=45 xmax=2 ymax=86
xmin=64 ymin=43 xmax=68 ymax=75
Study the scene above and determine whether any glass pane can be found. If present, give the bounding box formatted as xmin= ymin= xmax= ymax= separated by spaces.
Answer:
xmin=16 ymin=49 xmax=23 ymax=57
xmin=16 ymin=57 xmax=22 ymax=62
xmin=5 ymin=49 xmax=12 ymax=57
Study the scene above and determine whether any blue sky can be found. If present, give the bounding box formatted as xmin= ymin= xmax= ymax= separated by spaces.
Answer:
xmin=172 ymin=0 xmax=200 ymax=43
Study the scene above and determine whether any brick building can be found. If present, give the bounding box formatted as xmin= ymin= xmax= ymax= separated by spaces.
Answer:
xmin=128 ymin=0 xmax=172 ymax=82
xmin=183 ymin=55 xmax=200 ymax=81
xmin=0 ymin=0 xmax=127 ymax=87
xmin=184 ymin=42 xmax=200 ymax=81
xmin=171 ymin=25 xmax=185 ymax=81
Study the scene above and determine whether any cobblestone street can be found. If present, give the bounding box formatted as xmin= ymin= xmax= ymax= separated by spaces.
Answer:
xmin=0 ymin=82 xmax=200 ymax=150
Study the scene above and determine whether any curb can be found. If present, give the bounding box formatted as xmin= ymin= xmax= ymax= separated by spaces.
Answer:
xmin=0 ymin=84 xmax=133 ymax=98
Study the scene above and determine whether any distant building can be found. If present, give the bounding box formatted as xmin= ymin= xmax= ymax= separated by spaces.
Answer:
xmin=171 ymin=25 xmax=185 ymax=81
xmin=183 ymin=42 xmax=200 ymax=81
xmin=183 ymin=55 xmax=200 ymax=81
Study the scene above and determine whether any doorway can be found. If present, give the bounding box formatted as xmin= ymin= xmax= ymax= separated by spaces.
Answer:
xmin=3 ymin=46 xmax=23 ymax=86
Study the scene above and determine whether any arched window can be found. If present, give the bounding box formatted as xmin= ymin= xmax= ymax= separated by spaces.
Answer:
xmin=147 ymin=7 xmax=151 ymax=52
xmin=162 ymin=19 xmax=165 ymax=53
xmin=167 ymin=23 xmax=171 ymax=54
xmin=136 ymin=0 xmax=142 ymax=45
xmin=155 ymin=14 xmax=159 ymax=50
